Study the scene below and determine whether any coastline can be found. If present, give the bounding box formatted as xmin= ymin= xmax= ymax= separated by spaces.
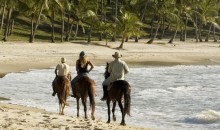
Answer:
xmin=1 ymin=40 xmax=220 ymax=129
xmin=1 ymin=40 xmax=220 ymax=78
xmin=0 ymin=102 xmax=151 ymax=130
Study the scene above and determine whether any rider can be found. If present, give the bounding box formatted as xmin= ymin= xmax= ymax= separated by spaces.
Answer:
xmin=52 ymin=57 xmax=70 ymax=96
xmin=101 ymin=52 xmax=129 ymax=101
xmin=71 ymin=51 xmax=94 ymax=97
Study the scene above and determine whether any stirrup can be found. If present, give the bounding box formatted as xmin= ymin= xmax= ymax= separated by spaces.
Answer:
xmin=100 ymin=97 xmax=106 ymax=101
xmin=71 ymin=94 xmax=76 ymax=98
xmin=52 ymin=92 xmax=56 ymax=96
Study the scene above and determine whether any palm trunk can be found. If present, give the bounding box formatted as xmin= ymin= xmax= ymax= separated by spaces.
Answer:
xmin=194 ymin=16 xmax=199 ymax=43
xmin=61 ymin=12 xmax=64 ymax=42
xmin=168 ymin=24 xmax=178 ymax=44
xmin=8 ymin=19 xmax=14 ymax=35
xmin=29 ymin=3 xmax=44 ymax=43
xmin=183 ymin=18 xmax=188 ymax=41
xmin=105 ymin=36 xmax=108 ymax=46
xmin=135 ymin=36 xmax=138 ymax=42
xmin=147 ymin=19 xmax=160 ymax=44
xmin=149 ymin=17 xmax=154 ymax=38
xmin=65 ymin=11 xmax=71 ymax=41
xmin=88 ymin=26 xmax=92 ymax=43
xmin=213 ymin=26 xmax=217 ymax=42
xmin=67 ymin=20 xmax=74 ymax=41
xmin=180 ymin=27 xmax=184 ymax=41
xmin=119 ymin=35 xmax=125 ymax=48
xmin=74 ymin=24 xmax=79 ymax=37
xmin=29 ymin=14 xmax=34 ymax=43
xmin=158 ymin=17 xmax=165 ymax=39
xmin=125 ymin=37 xmax=128 ymax=42
xmin=205 ymin=23 xmax=212 ymax=42
xmin=0 ymin=1 xmax=6 ymax=32
xmin=51 ymin=10 xmax=55 ymax=43
xmin=99 ymin=0 xmax=104 ymax=41
xmin=2 ymin=8 xmax=12 ymax=41
xmin=198 ymin=21 xmax=203 ymax=42
xmin=111 ymin=0 xmax=118 ymax=42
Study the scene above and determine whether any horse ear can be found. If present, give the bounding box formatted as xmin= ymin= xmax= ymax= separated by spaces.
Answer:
xmin=106 ymin=62 xmax=109 ymax=65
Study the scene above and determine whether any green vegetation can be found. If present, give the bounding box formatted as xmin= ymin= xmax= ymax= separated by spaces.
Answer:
xmin=0 ymin=0 xmax=220 ymax=48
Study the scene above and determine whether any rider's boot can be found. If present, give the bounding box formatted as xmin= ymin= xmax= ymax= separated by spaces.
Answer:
xmin=100 ymin=85 xmax=108 ymax=101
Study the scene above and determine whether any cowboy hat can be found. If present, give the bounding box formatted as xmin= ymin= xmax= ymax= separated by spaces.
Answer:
xmin=112 ymin=52 xmax=122 ymax=58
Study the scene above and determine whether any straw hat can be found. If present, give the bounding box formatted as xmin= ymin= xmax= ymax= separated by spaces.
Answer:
xmin=61 ymin=57 xmax=66 ymax=63
xmin=112 ymin=52 xmax=122 ymax=58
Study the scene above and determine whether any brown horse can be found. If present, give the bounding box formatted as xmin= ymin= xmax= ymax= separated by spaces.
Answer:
xmin=73 ymin=76 xmax=96 ymax=120
xmin=52 ymin=73 xmax=71 ymax=115
xmin=104 ymin=62 xmax=131 ymax=125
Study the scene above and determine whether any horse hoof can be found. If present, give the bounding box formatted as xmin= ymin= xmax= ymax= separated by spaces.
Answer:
xmin=120 ymin=123 xmax=126 ymax=126
xmin=106 ymin=121 xmax=110 ymax=123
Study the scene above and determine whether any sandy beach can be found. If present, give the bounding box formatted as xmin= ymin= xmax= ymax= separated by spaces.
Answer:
xmin=1 ymin=39 xmax=220 ymax=78
xmin=1 ymin=39 xmax=220 ymax=130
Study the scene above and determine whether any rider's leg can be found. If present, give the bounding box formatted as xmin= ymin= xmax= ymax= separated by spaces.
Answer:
xmin=52 ymin=76 xmax=57 ymax=96
xmin=101 ymin=78 xmax=111 ymax=101
xmin=101 ymin=85 xmax=108 ymax=101
xmin=71 ymin=75 xmax=80 ymax=97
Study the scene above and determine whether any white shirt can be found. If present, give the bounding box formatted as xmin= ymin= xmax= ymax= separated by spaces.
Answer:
xmin=108 ymin=59 xmax=129 ymax=80
xmin=56 ymin=63 xmax=69 ymax=76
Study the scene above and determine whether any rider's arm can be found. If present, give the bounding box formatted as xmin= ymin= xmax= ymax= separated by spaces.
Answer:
xmin=108 ymin=62 xmax=112 ymax=73
xmin=124 ymin=62 xmax=129 ymax=74
xmin=55 ymin=65 xmax=58 ymax=76
xmin=55 ymin=69 xmax=58 ymax=76
xmin=87 ymin=61 xmax=94 ymax=73
xmin=76 ymin=60 xmax=79 ymax=73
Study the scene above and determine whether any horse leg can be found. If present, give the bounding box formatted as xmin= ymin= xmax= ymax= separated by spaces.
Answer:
xmin=76 ymin=98 xmax=80 ymax=117
xmin=91 ymin=95 xmax=95 ymax=120
xmin=81 ymin=97 xmax=88 ymax=119
xmin=106 ymin=99 xmax=111 ymax=123
xmin=60 ymin=103 xmax=64 ymax=115
xmin=58 ymin=95 xmax=62 ymax=115
xmin=112 ymin=101 xmax=117 ymax=121
xmin=118 ymin=101 xmax=126 ymax=126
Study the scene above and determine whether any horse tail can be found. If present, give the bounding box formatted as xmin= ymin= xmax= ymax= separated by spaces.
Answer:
xmin=123 ymin=82 xmax=131 ymax=116
xmin=87 ymin=80 xmax=95 ymax=109
xmin=61 ymin=78 xmax=68 ymax=105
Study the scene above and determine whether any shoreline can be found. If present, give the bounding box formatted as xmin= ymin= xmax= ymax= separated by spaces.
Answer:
xmin=0 ymin=102 xmax=151 ymax=130
xmin=1 ymin=41 xmax=220 ymax=70
xmin=1 ymin=40 xmax=220 ymax=129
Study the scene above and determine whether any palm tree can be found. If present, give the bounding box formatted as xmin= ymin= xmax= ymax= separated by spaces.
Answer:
xmin=47 ymin=0 xmax=64 ymax=43
xmin=2 ymin=0 xmax=17 ymax=41
xmin=0 ymin=0 xmax=7 ymax=32
xmin=116 ymin=11 xmax=144 ymax=48
xmin=74 ymin=0 xmax=99 ymax=43
xmin=27 ymin=0 xmax=48 ymax=43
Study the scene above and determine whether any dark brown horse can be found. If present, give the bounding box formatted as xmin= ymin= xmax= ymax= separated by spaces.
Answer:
xmin=104 ymin=62 xmax=131 ymax=125
xmin=52 ymin=73 xmax=71 ymax=115
xmin=73 ymin=76 xmax=96 ymax=120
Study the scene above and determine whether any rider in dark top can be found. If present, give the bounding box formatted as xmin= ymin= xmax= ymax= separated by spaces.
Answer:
xmin=71 ymin=51 xmax=94 ymax=97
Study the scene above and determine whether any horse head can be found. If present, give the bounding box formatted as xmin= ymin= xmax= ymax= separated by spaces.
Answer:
xmin=104 ymin=62 xmax=110 ymax=79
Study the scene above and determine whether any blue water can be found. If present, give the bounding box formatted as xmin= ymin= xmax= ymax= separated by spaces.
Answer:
xmin=0 ymin=65 xmax=220 ymax=130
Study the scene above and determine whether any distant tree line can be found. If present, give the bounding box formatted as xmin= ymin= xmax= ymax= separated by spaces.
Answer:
xmin=0 ymin=0 xmax=220 ymax=48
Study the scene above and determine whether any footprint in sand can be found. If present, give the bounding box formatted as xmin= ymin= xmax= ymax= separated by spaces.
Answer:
xmin=52 ymin=117 xmax=58 ymax=120
xmin=43 ymin=115 xmax=50 ymax=118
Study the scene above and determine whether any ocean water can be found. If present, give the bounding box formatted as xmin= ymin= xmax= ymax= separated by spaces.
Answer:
xmin=0 ymin=65 xmax=220 ymax=130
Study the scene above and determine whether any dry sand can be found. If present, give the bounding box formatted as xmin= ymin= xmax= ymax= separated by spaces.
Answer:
xmin=0 ymin=39 xmax=220 ymax=129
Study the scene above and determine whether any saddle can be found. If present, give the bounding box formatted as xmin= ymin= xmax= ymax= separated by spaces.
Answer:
xmin=52 ymin=76 xmax=70 ymax=95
